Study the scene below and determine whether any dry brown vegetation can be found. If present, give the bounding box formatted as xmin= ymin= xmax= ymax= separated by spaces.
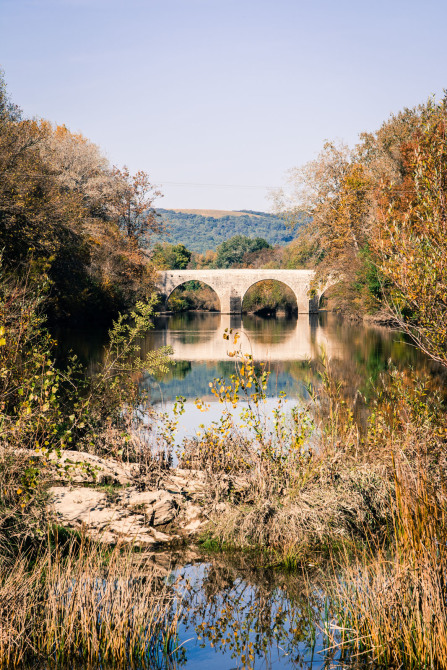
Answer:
xmin=177 ymin=345 xmax=447 ymax=667
xmin=0 ymin=541 xmax=181 ymax=668
xmin=179 ymin=345 xmax=447 ymax=567
xmin=327 ymin=465 xmax=447 ymax=668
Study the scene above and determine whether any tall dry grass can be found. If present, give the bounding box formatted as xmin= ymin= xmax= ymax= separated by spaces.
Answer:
xmin=322 ymin=365 xmax=447 ymax=668
xmin=0 ymin=540 xmax=181 ymax=668
xmin=327 ymin=457 xmax=447 ymax=668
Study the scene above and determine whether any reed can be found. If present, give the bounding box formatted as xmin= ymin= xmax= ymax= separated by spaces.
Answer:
xmin=327 ymin=462 xmax=447 ymax=668
xmin=0 ymin=539 xmax=181 ymax=668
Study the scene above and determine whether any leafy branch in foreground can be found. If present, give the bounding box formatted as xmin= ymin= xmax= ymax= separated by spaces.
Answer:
xmin=178 ymin=328 xmax=314 ymax=499
xmin=0 ymin=261 xmax=172 ymax=548
xmin=76 ymin=295 xmax=173 ymax=459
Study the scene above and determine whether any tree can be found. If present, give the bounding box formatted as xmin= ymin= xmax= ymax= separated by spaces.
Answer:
xmin=272 ymin=110 xmax=423 ymax=313
xmin=215 ymin=235 xmax=271 ymax=268
xmin=112 ymin=166 xmax=163 ymax=247
xmin=0 ymin=97 xmax=89 ymax=313
xmin=39 ymin=123 xmax=117 ymax=219
xmin=0 ymin=69 xmax=21 ymax=123
xmin=374 ymin=99 xmax=447 ymax=368
xmin=239 ymin=246 xmax=281 ymax=269
xmin=0 ymin=71 xmax=160 ymax=321
xmin=151 ymin=243 xmax=191 ymax=269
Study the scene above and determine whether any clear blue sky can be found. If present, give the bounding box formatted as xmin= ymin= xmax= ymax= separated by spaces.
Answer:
xmin=1 ymin=0 xmax=446 ymax=210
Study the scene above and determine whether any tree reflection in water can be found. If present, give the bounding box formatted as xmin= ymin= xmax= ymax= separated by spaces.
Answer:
xmin=170 ymin=556 xmax=343 ymax=669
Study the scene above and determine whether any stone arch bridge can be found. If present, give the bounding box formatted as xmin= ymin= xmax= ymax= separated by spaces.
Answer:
xmin=156 ymin=269 xmax=322 ymax=314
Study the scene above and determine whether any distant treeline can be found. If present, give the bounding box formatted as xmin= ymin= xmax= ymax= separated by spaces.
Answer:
xmin=154 ymin=209 xmax=301 ymax=252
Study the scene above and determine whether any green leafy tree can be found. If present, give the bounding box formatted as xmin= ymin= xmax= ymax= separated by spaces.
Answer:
xmin=155 ymin=209 xmax=296 ymax=253
xmin=215 ymin=235 xmax=271 ymax=268
xmin=151 ymin=242 xmax=191 ymax=269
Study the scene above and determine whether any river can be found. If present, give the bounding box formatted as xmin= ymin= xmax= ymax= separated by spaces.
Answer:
xmin=138 ymin=311 xmax=440 ymax=669
xmin=60 ymin=311 xmax=443 ymax=669
xmin=137 ymin=311 xmax=437 ymax=447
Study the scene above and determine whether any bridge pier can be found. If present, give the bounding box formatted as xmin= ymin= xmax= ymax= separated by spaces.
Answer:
xmin=309 ymin=295 xmax=320 ymax=313
xmin=220 ymin=290 xmax=242 ymax=314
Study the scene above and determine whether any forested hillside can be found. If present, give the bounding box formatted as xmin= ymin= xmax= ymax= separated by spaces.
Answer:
xmin=154 ymin=208 xmax=299 ymax=252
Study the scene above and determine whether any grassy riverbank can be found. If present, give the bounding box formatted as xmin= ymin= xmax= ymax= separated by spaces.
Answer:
xmin=327 ymin=468 xmax=447 ymax=668
xmin=0 ymin=263 xmax=180 ymax=667
xmin=180 ymin=347 xmax=445 ymax=557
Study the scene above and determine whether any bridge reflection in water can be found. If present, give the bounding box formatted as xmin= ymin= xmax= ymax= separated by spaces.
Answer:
xmin=143 ymin=313 xmax=344 ymax=362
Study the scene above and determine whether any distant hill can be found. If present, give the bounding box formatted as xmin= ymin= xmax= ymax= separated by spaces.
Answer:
xmin=153 ymin=209 xmax=300 ymax=253
xmin=169 ymin=208 xmax=268 ymax=219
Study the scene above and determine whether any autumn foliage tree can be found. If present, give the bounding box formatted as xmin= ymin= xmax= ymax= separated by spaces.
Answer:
xmin=112 ymin=166 xmax=163 ymax=248
xmin=374 ymin=99 xmax=447 ymax=367
xmin=0 ymin=108 xmax=89 ymax=317
xmin=274 ymin=97 xmax=447 ymax=365
xmin=273 ymin=142 xmax=378 ymax=311
xmin=0 ymin=72 xmax=162 ymax=321
xmin=274 ymin=107 xmax=426 ymax=314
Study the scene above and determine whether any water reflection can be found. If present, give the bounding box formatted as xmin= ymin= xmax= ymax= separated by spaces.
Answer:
xmin=140 ymin=312 xmax=437 ymax=406
xmin=141 ymin=313 xmax=344 ymax=362
xmin=145 ymin=553 xmax=341 ymax=670
xmin=177 ymin=561 xmax=323 ymax=669
xmin=54 ymin=311 xmax=444 ymax=429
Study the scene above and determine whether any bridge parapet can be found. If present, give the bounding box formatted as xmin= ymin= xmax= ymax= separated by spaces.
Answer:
xmin=156 ymin=269 xmax=321 ymax=314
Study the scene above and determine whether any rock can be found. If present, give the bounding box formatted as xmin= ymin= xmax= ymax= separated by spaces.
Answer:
xmin=49 ymin=450 xmax=137 ymax=485
xmin=49 ymin=483 xmax=207 ymax=547
xmin=178 ymin=502 xmax=205 ymax=534
xmin=163 ymin=468 xmax=207 ymax=496
xmin=122 ymin=490 xmax=180 ymax=526
xmin=45 ymin=453 xmax=212 ymax=547
xmin=50 ymin=486 xmax=178 ymax=547
xmin=51 ymin=487 xmax=107 ymax=522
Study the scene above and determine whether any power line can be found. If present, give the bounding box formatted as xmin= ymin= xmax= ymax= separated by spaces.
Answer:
xmin=2 ymin=172 xmax=279 ymax=189
xmin=1 ymin=172 xmax=429 ymax=195
xmin=159 ymin=181 xmax=278 ymax=190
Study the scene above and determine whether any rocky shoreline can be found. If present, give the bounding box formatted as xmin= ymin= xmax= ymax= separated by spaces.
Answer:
xmin=48 ymin=451 xmax=209 ymax=547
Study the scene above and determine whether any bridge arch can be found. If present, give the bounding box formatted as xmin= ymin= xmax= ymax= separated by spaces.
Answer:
xmin=241 ymin=279 xmax=298 ymax=314
xmin=164 ymin=279 xmax=221 ymax=312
